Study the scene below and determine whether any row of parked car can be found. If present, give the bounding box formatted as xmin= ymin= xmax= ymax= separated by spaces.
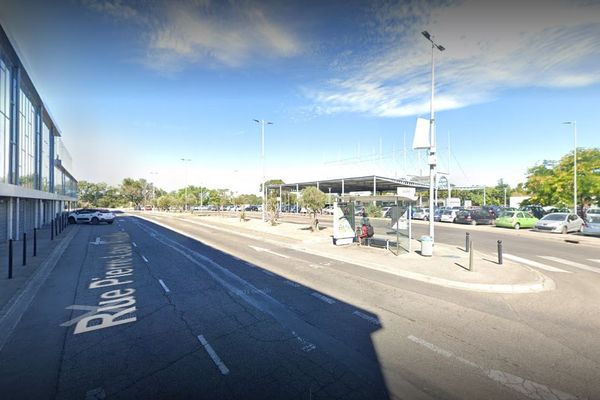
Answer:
xmin=410 ymin=205 xmax=600 ymax=236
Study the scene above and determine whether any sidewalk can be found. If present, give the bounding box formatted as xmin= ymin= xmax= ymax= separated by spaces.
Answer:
xmin=142 ymin=212 xmax=555 ymax=294
xmin=0 ymin=223 xmax=78 ymax=314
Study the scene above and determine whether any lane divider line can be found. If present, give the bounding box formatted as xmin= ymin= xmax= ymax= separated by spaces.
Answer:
xmin=503 ymin=254 xmax=570 ymax=273
xmin=142 ymin=255 xmax=149 ymax=263
xmin=158 ymin=279 xmax=170 ymax=293
xmin=589 ymin=259 xmax=600 ymax=264
xmin=197 ymin=335 xmax=230 ymax=375
xmin=248 ymin=245 xmax=290 ymax=259
xmin=311 ymin=292 xmax=336 ymax=304
xmin=132 ymin=242 xmax=137 ymax=247
xmin=538 ymin=256 xmax=600 ymax=274
xmin=352 ymin=310 xmax=381 ymax=326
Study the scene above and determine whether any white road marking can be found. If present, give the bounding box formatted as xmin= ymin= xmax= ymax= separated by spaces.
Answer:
xmin=158 ymin=279 xmax=170 ymax=293
xmin=248 ymin=245 xmax=290 ymax=259
xmin=407 ymin=335 xmax=579 ymax=400
xmin=503 ymin=254 xmax=570 ymax=273
xmin=538 ymin=256 xmax=600 ymax=274
xmin=590 ymin=259 xmax=600 ymax=264
xmin=197 ymin=335 xmax=230 ymax=375
xmin=291 ymin=331 xmax=316 ymax=352
xmin=90 ymin=237 xmax=106 ymax=245
xmin=311 ymin=292 xmax=336 ymax=304
xmin=141 ymin=255 xmax=149 ymax=263
xmin=352 ymin=310 xmax=381 ymax=326
xmin=284 ymin=280 xmax=301 ymax=288
xmin=132 ymin=242 xmax=137 ymax=247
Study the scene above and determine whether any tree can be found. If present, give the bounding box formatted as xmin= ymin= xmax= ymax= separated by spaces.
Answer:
xmin=525 ymin=148 xmax=600 ymax=207
xmin=157 ymin=195 xmax=175 ymax=210
xmin=299 ymin=187 xmax=326 ymax=231
xmin=120 ymin=178 xmax=147 ymax=207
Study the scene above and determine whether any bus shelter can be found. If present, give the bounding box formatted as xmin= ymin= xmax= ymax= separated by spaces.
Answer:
xmin=332 ymin=194 xmax=415 ymax=255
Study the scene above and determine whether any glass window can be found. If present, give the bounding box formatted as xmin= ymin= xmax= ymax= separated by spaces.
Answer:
xmin=18 ymin=89 xmax=36 ymax=188
xmin=0 ymin=59 xmax=10 ymax=183
xmin=41 ymin=122 xmax=50 ymax=191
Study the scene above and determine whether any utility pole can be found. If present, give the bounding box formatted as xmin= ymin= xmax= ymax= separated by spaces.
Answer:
xmin=253 ymin=119 xmax=273 ymax=222
xmin=422 ymin=30 xmax=445 ymax=247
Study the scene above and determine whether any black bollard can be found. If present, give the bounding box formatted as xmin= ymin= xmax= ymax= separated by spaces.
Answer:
xmin=51 ymin=219 xmax=54 ymax=240
xmin=22 ymin=232 xmax=27 ymax=266
xmin=465 ymin=232 xmax=471 ymax=252
xmin=8 ymin=239 xmax=13 ymax=279
xmin=497 ymin=240 xmax=503 ymax=265
xmin=33 ymin=228 xmax=37 ymax=257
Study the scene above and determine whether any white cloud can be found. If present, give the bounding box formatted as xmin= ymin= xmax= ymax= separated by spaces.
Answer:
xmin=308 ymin=0 xmax=600 ymax=118
xmin=84 ymin=0 xmax=303 ymax=71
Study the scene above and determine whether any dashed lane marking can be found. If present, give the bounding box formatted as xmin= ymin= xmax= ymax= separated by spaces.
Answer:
xmin=588 ymin=259 xmax=600 ymax=264
xmin=311 ymin=292 xmax=336 ymax=304
xmin=538 ymin=256 xmax=600 ymax=274
xmin=407 ymin=335 xmax=579 ymax=400
xmin=141 ymin=255 xmax=149 ymax=263
xmin=503 ymin=254 xmax=570 ymax=273
xmin=352 ymin=310 xmax=381 ymax=326
xmin=248 ymin=245 xmax=290 ymax=259
xmin=132 ymin=242 xmax=137 ymax=247
xmin=197 ymin=335 xmax=230 ymax=375
xmin=158 ymin=279 xmax=170 ymax=293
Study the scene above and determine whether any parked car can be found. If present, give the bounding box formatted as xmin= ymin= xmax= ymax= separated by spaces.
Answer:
xmin=520 ymin=205 xmax=546 ymax=219
xmin=413 ymin=207 xmax=430 ymax=220
xmin=581 ymin=214 xmax=600 ymax=236
xmin=533 ymin=213 xmax=583 ymax=234
xmin=440 ymin=210 xmax=458 ymax=223
xmin=433 ymin=208 xmax=443 ymax=222
xmin=495 ymin=211 xmax=538 ymax=229
xmin=586 ymin=208 xmax=600 ymax=217
xmin=454 ymin=209 xmax=494 ymax=225
xmin=322 ymin=205 xmax=335 ymax=215
xmin=546 ymin=207 xmax=570 ymax=213
xmin=244 ymin=205 xmax=258 ymax=211
xmin=481 ymin=205 xmax=503 ymax=219
xmin=68 ymin=209 xmax=115 ymax=225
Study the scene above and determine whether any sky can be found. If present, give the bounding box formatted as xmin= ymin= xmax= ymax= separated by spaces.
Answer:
xmin=1 ymin=0 xmax=599 ymax=194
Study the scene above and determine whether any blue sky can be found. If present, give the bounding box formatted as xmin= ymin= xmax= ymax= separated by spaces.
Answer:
xmin=1 ymin=0 xmax=599 ymax=194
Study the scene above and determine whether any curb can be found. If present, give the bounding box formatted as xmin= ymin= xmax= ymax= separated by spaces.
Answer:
xmin=133 ymin=214 xmax=555 ymax=295
xmin=0 ymin=225 xmax=80 ymax=353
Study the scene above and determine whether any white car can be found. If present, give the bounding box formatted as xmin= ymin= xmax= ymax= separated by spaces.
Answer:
xmin=440 ymin=210 xmax=458 ymax=223
xmin=533 ymin=213 xmax=583 ymax=234
xmin=413 ymin=208 xmax=430 ymax=220
xmin=68 ymin=209 xmax=115 ymax=225
xmin=582 ymin=214 xmax=600 ymax=236
xmin=322 ymin=206 xmax=335 ymax=215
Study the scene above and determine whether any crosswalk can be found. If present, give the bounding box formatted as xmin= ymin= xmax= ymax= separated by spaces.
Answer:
xmin=504 ymin=254 xmax=600 ymax=275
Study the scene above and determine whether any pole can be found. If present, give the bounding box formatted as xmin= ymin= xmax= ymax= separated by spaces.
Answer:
xmin=51 ymin=219 xmax=54 ymax=240
xmin=468 ymin=241 xmax=474 ymax=271
xmin=428 ymin=41 xmax=436 ymax=245
xmin=497 ymin=240 xmax=503 ymax=265
xmin=261 ymin=121 xmax=266 ymax=222
xmin=573 ymin=121 xmax=577 ymax=216
xmin=8 ymin=239 xmax=13 ymax=279
xmin=33 ymin=227 xmax=37 ymax=257
xmin=465 ymin=232 xmax=470 ymax=252
xmin=22 ymin=232 xmax=26 ymax=266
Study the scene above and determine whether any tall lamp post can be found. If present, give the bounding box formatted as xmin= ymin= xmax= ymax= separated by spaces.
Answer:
xmin=253 ymin=119 xmax=273 ymax=222
xmin=180 ymin=158 xmax=191 ymax=211
xmin=422 ymin=30 xmax=445 ymax=246
xmin=562 ymin=121 xmax=577 ymax=215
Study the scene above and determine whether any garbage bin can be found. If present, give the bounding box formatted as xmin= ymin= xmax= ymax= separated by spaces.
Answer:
xmin=420 ymin=235 xmax=433 ymax=257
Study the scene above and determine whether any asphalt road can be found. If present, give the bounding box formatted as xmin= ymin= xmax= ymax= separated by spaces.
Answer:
xmin=1 ymin=213 xmax=599 ymax=399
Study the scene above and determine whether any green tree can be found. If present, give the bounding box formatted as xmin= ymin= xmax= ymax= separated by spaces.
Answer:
xmin=120 ymin=178 xmax=147 ymax=207
xmin=525 ymin=148 xmax=600 ymax=207
xmin=157 ymin=195 xmax=175 ymax=210
xmin=299 ymin=187 xmax=326 ymax=231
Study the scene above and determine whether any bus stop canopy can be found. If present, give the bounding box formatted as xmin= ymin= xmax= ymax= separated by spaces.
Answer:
xmin=268 ymin=175 xmax=428 ymax=195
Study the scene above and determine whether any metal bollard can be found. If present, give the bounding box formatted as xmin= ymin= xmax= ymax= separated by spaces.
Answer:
xmin=51 ymin=219 xmax=54 ymax=240
xmin=33 ymin=228 xmax=37 ymax=257
xmin=497 ymin=240 xmax=503 ymax=265
xmin=465 ymin=232 xmax=470 ymax=252
xmin=468 ymin=241 xmax=474 ymax=271
xmin=8 ymin=239 xmax=13 ymax=279
xmin=22 ymin=232 xmax=27 ymax=266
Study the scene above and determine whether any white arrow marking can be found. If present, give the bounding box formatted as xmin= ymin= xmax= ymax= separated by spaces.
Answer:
xmin=248 ymin=245 xmax=290 ymax=259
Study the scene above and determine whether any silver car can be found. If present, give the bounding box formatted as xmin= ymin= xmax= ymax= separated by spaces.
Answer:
xmin=533 ymin=212 xmax=583 ymax=234
xmin=582 ymin=214 xmax=600 ymax=236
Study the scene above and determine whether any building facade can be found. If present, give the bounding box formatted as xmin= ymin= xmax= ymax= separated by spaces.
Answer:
xmin=0 ymin=24 xmax=77 ymax=242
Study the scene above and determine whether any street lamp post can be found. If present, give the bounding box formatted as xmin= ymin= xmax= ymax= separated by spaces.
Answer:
xmin=422 ymin=30 xmax=445 ymax=247
xmin=562 ymin=121 xmax=577 ymax=215
xmin=253 ymin=119 xmax=273 ymax=222
xmin=180 ymin=158 xmax=191 ymax=212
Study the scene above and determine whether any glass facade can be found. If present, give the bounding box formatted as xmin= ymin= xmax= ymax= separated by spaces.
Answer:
xmin=18 ymin=89 xmax=35 ymax=188
xmin=41 ymin=121 xmax=50 ymax=191
xmin=0 ymin=58 xmax=9 ymax=183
